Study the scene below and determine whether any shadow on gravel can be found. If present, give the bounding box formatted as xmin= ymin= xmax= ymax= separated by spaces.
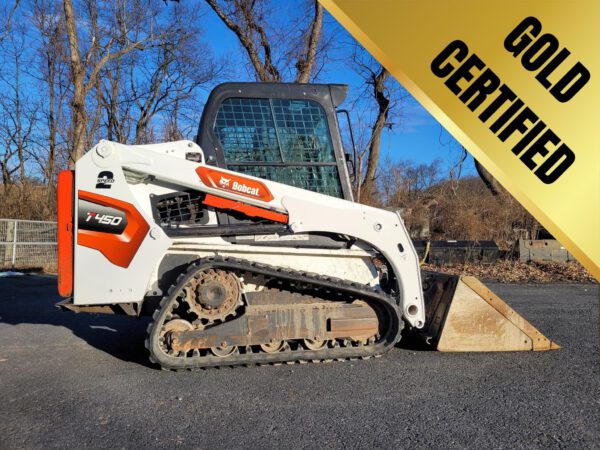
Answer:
xmin=397 ymin=332 xmax=435 ymax=351
xmin=0 ymin=275 xmax=153 ymax=368
xmin=1 ymin=275 xmax=431 ymax=365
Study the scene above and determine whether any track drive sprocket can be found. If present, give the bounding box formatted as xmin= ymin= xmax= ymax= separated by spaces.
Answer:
xmin=182 ymin=268 xmax=243 ymax=322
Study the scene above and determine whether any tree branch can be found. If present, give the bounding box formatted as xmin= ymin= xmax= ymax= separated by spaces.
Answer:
xmin=205 ymin=0 xmax=280 ymax=81
xmin=295 ymin=1 xmax=323 ymax=83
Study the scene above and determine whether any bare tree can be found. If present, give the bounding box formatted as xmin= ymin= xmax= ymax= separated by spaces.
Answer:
xmin=359 ymin=66 xmax=390 ymax=202
xmin=0 ymin=28 xmax=38 ymax=184
xmin=0 ymin=0 xmax=20 ymax=44
xmin=293 ymin=0 xmax=323 ymax=83
xmin=91 ymin=2 xmax=222 ymax=145
xmin=348 ymin=44 xmax=407 ymax=204
xmin=102 ymin=59 xmax=128 ymax=143
xmin=131 ymin=10 xmax=221 ymax=143
xmin=474 ymin=158 xmax=504 ymax=196
xmin=205 ymin=0 xmax=325 ymax=83
xmin=31 ymin=0 xmax=69 ymax=191
xmin=206 ymin=0 xmax=280 ymax=81
xmin=62 ymin=0 xmax=153 ymax=166
xmin=100 ymin=3 xmax=131 ymax=144
xmin=162 ymin=107 xmax=184 ymax=142
xmin=379 ymin=158 xmax=441 ymax=238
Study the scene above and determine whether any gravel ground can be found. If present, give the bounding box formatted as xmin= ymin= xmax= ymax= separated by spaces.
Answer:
xmin=0 ymin=276 xmax=598 ymax=449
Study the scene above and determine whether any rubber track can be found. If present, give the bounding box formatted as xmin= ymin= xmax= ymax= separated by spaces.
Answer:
xmin=145 ymin=256 xmax=404 ymax=370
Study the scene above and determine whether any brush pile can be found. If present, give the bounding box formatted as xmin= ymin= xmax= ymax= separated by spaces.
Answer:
xmin=423 ymin=260 xmax=596 ymax=283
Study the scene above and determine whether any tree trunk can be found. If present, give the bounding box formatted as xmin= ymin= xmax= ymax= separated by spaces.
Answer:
xmin=474 ymin=158 xmax=503 ymax=196
xmin=360 ymin=68 xmax=390 ymax=202
xmin=63 ymin=0 xmax=86 ymax=167
xmin=13 ymin=55 xmax=26 ymax=182
xmin=295 ymin=1 xmax=323 ymax=83
xmin=135 ymin=112 xmax=150 ymax=145
xmin=46 ymin=55 xmax=56 ymax=194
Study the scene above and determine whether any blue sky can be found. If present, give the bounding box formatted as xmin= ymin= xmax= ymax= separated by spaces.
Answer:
xmin=200 ymin=6 xmax=478 ymax=177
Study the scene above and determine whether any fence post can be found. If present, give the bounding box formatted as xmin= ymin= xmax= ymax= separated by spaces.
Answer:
xmin=11 ymin=219 xmax=17 ymax=268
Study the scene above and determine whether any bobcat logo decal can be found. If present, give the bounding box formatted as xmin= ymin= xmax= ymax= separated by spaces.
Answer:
xmin=219 ymin=176 xmax=231 ymax=188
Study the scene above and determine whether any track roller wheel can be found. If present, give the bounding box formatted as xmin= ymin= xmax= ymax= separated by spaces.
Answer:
xmin=211 ymin=344 xmax=238 ymax=357
xmin=304 ymin=338 xmax=327 ymax=350
xmin=260 ymin=340 xmax=285 ymax=353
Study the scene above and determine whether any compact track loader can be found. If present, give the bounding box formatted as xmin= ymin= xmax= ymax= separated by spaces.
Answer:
xmin=57 ymin=82 xmax=558 ymax=370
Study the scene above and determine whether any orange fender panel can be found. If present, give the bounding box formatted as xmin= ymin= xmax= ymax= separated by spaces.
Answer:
xmin=77 ymin=191 xmax=150 ymax=268
xmin=57 ymin=170 xmax=74 ymax=297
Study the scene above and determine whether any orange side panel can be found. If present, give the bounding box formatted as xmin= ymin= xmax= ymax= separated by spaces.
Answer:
xmin=196 ymin=166 xmax=274 ymax=202
xmin=77 ymin=191 xmax=150 ymax=268
xmin=203 ymin=194 xmax=289 ymax=224
xmin=57 ymin=170 xmax=74 ymax=297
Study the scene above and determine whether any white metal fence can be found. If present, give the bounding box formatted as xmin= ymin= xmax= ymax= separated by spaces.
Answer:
xmin=0 ymin=219 xmax=57 ymax=271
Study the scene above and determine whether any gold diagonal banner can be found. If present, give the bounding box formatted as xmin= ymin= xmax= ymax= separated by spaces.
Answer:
xmin=320 ymin=0 xmax=600 ymax=280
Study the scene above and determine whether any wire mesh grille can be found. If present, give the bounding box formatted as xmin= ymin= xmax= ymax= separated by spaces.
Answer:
xmin=214 ymin=98 xmax=280 ymax=162
xmin=214 ymin=97 xmax=343 ymax=197
xmin=154 ymin=193 xmax=207 ymax=227
xmin=0 ymin=219 xmax=57 ymax=271
xmin=270 ymin=99 xmax=336 ymax=163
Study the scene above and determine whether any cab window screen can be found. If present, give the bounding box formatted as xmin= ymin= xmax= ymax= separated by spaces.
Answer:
xmin=213 ymin=97 xmax=342 ymax=197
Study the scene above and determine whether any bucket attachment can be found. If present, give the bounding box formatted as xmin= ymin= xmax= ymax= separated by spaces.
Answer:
xmin=415 ymin=271 xmax=560 ymax=352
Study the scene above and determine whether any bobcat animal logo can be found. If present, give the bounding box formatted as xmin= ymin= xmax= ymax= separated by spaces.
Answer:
xmin=96 ymin=171 xmax=115 ymax=189
xmin=219 ymin=176 xmax=231 ymax=188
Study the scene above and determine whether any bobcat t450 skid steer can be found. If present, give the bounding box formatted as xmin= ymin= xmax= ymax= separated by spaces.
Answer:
xmin=56 ymin=82 xmax=558 ymax=369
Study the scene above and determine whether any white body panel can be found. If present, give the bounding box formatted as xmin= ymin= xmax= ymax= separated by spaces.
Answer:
xmin=148 ymin=244 xmax=379 ymax=297
xmin=73 ymin=150 xmax=172 ymax=305
xmin=73 ymin=140 xmax=425 ymax=328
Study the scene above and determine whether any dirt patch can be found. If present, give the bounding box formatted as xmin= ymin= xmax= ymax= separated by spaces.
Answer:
xmin=422 ymin=260 xmax=596 ymax=283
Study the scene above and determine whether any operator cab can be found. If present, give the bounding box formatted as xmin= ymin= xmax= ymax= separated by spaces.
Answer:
xmin=196 ymin=82 xmax=354 ymax=201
